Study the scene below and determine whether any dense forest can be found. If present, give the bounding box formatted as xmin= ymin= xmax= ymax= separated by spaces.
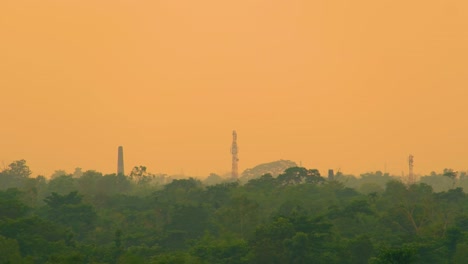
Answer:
xmin=1 ymin=160 xmax=468 ymax=263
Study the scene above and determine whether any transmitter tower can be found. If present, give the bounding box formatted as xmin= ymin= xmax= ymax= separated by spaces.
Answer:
xmin=231 ymin=130 xmax=239 ymax=179
xmin=408 ymin=154 xmax=414 ymax=185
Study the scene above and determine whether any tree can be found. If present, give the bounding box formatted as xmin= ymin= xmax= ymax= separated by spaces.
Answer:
xmin=48 ymin=175 xmax=77 ymax=195
xmin=0 ymin=189 xmax=29 ymax=220
xmin=72 ymin=168 xmax=83 ymax=178
xmin=250 ymin=217 xmax=295 ymax=264
xmin=155 ymin=178 xmax=203 ymax=205
xmin=370 ymin=245 xmax=416 ymax=264
xmin=162 ymin=204 xmax=212 ymax=250
xmin=251 ymin=214 xmax=334 ymax=264
xmin=21 ymin=175 xmax=48 ymax=207
xmin=434 ymin=188 xmax=465 ymax=237
xmin=216 ymin=195 xmax=259 ymax=238
xmin=0 ymin=216 xmax=67 ymax=260
xmin=420 ymin=173 xmax=453 ymax=192
xmin=190 ymin=234 xmax=249 ymax=264
xmin=277 ymin=167 xmax=324 ymax=186
xmin=44 ymin=191 xmax=97 ymax=235
xmin=76 ymin=170 xmax=102 ymax=198
xmin=0 ymin=160 xmax=32 ymax=189
xmin=96 ymin=174 xmax=132 ymax=197
xmin=445 ymin=227 xmax=463 ymax=264
xmin=244 ymin=173 xmax=277 ymax=191
xmin=204 ymin=182 xmax=238 ymax=208
xmin=0 ymin=235 xmax=23 ymax=263
xmin=359 ymin=182 xmax=384 ymax=195
xmin=44 ymin=191 xmax=83 ymax=208
xmin=5 ymin=160 xmax=32 ymax=179
xmin=443 ymin=169 xmax=458 ymax=189
xmin=203 ymin=173 xmax=224 ymax=186
xmin=345 ymin=235 xmax=374 ymax=264
xmin=50 ymin=170 xmax=68 ymax=179
xmin=130 ymin=166 xmax=154 ymax=184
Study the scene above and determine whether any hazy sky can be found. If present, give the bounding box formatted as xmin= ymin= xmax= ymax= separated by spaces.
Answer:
xmin=1 ymin=0 xmax=467 ymax=178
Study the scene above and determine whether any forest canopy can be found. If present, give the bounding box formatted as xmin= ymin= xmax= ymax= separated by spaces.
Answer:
xmin=1 ymin=160 xmax=468 ymax=263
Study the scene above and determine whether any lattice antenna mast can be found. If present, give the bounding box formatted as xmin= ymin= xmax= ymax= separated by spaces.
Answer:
xmin=231 ymin=130 xmax=239 ymax=179
xmin=408 ymin=154 xmax=414 ymax=185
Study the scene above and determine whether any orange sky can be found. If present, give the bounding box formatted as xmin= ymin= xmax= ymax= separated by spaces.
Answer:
xmin=1 ymin=0 xmax=468 ymax=178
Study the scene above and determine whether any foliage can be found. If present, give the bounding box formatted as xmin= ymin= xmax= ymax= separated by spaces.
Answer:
xmin=1 ymin=160 xmax=468 ymax=263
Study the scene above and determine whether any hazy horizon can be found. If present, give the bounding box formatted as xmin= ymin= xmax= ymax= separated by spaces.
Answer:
xmin=1 ymin=0 xmax=467 ymax=178
xmin=0 ymin=149 xmax=460 ymax=180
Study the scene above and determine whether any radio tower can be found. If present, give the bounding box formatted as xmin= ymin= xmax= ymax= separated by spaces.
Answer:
xmin=231 ymin=130 xmax=239 ymax=179
xmin=408 ymin=154 xmax=414 ymax=185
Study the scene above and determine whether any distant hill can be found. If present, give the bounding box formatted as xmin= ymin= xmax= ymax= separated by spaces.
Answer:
xmin=241 ymin=160 xmax=298 ymax=181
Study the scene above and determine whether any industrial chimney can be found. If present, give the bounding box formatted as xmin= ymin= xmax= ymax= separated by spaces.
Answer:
xmin=117 ymin=146 xmax=124 ymax=176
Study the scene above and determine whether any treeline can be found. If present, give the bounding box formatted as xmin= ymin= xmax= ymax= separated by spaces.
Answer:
xmin=1 ymin=160 xmax=468 ymax=263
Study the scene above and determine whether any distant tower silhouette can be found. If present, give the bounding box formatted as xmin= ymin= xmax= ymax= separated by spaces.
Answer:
xmin=328 ymin=169 xmax=335 ymax=180
xmin=408 ymin=154 xmax=414 ymax=185
xmin=231 ymin=130 xmax=239 ymax=179
xmin=117 ymin=146 xmax=124 ymax=176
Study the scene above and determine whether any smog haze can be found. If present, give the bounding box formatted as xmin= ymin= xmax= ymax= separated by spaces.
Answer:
xmin=1 ymin=0 xmax=468 ymax=177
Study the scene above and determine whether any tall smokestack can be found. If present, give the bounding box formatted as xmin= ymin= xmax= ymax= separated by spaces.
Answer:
xmin=117 ymin=146 xmax=124 ymax=176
